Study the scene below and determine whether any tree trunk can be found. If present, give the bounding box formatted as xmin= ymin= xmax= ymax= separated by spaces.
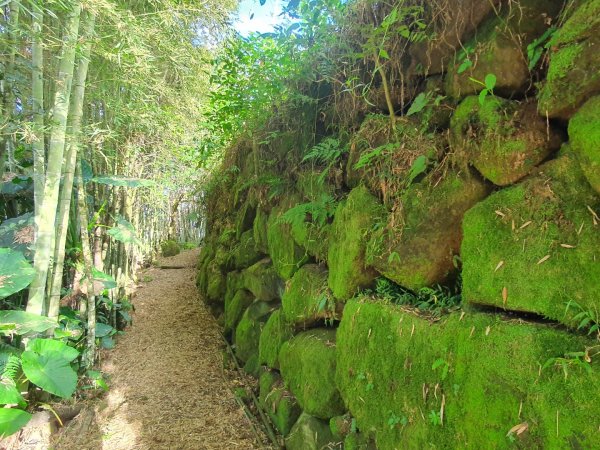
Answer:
xmin=27 ymin=2 xmax=82 ymax=316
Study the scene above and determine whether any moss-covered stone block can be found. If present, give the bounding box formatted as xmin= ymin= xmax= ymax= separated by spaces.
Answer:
xmin=296 ymin=169 xmax=337 ymax=202
xmin=224 ymin=289 xmax=255 ymax=335
xmin=462 ymin=154 xmax=600 ymax=327
xmin=344 ymin=433 xmax=377 ymax=450
xmin=279 ymin=329 xmax=345 ymax=419
xmin=231 ymin=230 xmax=263 ymax=270
xmin=367 ymin=172 xmax=489 ymax=290
xmin=282 ymin=264 xmax=339 ymax=327
xmin=450 ymin=96 xmax=563 ymax=185
xmin=205 ymin=261 xmax=226 ymax=305
xmin=328 ymin=186 xmax=385 ymax=300
xmin=258 ymin=309 xmax=294 ymax=369
xmin=259 ymin=370 xmax=302 ymax=436
xmin=568 ymin=95 xmax=600 ymax=194
xmin=235 ymin=201 xmax=256 ymax=240
xmin=446 ymin=0 xmax=562 ymax=98
xmin=160 ymin=240 xmax=180 ymax=257
xmin=285 ymin=413 xmax=341 ymax=450
xmin=241 ymin=258 xmax=283 ymax=302
xmin=337 ymin=298 xmax=600 ymax=450
xmin=234 ymin=301 xmax=274 ymax=363
xmin=253 ymin=206 xmax=269 ymax=254
xmin=267 ymin=194 xmax=310 ymax=280
xmin=290 ymin=218 xmax=330 ymax=263
xmin=223 ymin=271 xmax=244 ymax=306
xmin=538 ymin=0 xmax=600 ymax=119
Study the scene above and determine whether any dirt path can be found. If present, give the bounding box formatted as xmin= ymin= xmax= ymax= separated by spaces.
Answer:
xmin=52 ymin=249 xmax=268 ymax=450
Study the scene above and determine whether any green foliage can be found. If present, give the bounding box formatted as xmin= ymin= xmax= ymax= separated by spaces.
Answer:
xmin=107 ymin=217 xmax=143 ymax=247
xmin=469 ymin=73 xmax=497 ymax=105
xmin=279 ymin=194 xmax=337 ymax=229
xmin=161 ymin=240 xmax=181 ymax=257
xmin=0 ymin=248 xmax=35 ymax=299
xmin=527 ymin=27 xmax=556 ymax=70
xmin=302 ymin=138 xmax=348 ymax=184
xmin=0 ymin=310 xmax=56 ymax=336
xmin=89 ymin=176 xmax=154 ymax=188
xmin=0 ymin=409 xmax=32 ymax=438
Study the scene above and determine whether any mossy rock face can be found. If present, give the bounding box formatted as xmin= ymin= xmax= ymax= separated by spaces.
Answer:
xmin=213 ymin=244 xmax=232 ymax=271
xmin=568 ymin=95 xmax=600 ymax=194
xmin=160 ymin=240 xmax=180 ymax=257
xmin=296 ymin=169 xmax=336 ymax=202
xmin=337 ymin=298 xmax=600 ymax=450
xmin=224 ymin=289 xmax=255 ymax=335
xmin=205 ymin=261 xmax=226 ymax=305
xmin=462 ymin=154 xmax=600 ymax=326
xmin=223 ymin=271 xmax=245 ymax=306
xmin=446 ymin=0 xmax=562 ymax=98
xmin=290 ymin=218 xmax=330 ymax=262
xmin=258 ymin=309 xmax=294 ymax=369
xmin=253 ymin=206 xmax=269 ymax=254
xmin=329 ymin=414 xmax=352 ymax=441
xmin=282 ymin=264 xmax=338 ymax=327
xmin=231 ymin=230 xmax=263 ymax=270
xmin=328 ymin=186 xmax=386 ymax=300
xmin=285 ymin=413 xmax=341 ymax=450
xmin=450 ymin=96 xmax=563 ymax=186
xmin=234 ymin=301 xmax=274 ymax=363
xmin=346 ymin=116 xmax=444 ymax=205
xmin=217 ymin=227 xmax=236 ymax=247
xmin=241 ymin=258 xmax=284 ymax=302
xmin=538 ymin=0 xmax=600 ymax=119
xmin=408 ymin=0 xmax=500 ymax=75
xmin=279 ymin=329 xmax=345 ymax=419
xmin=267 ymin=194 xmax=310 ymax=280
xmin=235 ymin=201 xmax=257 ymax=240
xmin=367 ymin=172 xmax=488 ymax=291
xmin=259 ymin=370 xmax=302 ymax=436
xmin=344 ymin=433 xmax=377 ymax=450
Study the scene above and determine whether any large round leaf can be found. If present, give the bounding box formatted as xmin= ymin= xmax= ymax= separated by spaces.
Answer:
xmin=0 ymin=310 xmax=56 ymax=336
xmin=0 ymin=408 xmax=32 ymax=437
xmin=21 ymin=339 xmax=79 ymax=399
xmin=0 ymin=248 xmax=35 ymax=299
xmin=0 ymin=379 xmax=24 ymax=405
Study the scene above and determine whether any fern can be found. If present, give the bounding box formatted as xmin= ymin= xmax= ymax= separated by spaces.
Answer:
xmin=279 ymin=194 xmax=337 ymax=228
xmin=1 ymin=354 xmax=22 ymax=382
xmin=354 ymin=142 xmax=397 ymax=170
xmin=302 ymin=138 xmax=348 ymax=184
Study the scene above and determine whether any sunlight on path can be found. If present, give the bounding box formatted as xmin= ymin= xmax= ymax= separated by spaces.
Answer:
xmin=53 ymin=249 xmax=264 ymax=450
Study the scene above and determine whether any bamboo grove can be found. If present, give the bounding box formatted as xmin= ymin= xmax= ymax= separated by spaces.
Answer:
xmin=0 ymin=0 xmax=235 ymax=430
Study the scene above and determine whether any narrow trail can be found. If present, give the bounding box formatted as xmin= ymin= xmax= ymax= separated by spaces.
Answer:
xmin=52 ymin=249 xmax=267 ymax=450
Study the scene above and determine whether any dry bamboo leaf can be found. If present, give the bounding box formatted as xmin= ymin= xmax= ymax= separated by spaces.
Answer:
xmin=587 ymin=205 xmax=599 ymax=224
xmin=502 ymin=287 xmax=508 ymax=307
xmin=495 ymin=210 xmax=505 ymax=218
xmin=459 ymin=311 xmax=466 ymax=321
xmin=512 ymin=220 xmax=515 ymax=231
xmin=537 ymin=255 xmax=550 ymax=265
xmin=578 ymin=223 xmax=584 ymax=235
xmin=519 ymin=221 xmax=532 ymax=229
xmin=485 ymin=326 xmax=491 ymax=336
xmin=495 ymin=261 xmax=504 ymax=272
xmin=560 ymin=244 xmax=576 ymax=249
xmin=507 ymin=422 xmax=529 ymax=437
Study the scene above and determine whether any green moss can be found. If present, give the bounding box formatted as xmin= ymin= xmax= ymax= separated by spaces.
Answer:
xmin=537 ymin=0 xmax=600 ymax=119
xmin=285 ymin=413 xmax=341 ymax=450
xmin=205 ymin=261 xmax=226 ymax=305
xmin=234 ymin=301 xmax=274 ymax=363
xmin=296 ymin=170 xmax=336 ymax=202
xmin=217 ymin=228 xmax=236 ymax=247
xmin=231 ymin=230 xmax=263 ymax=270
xmin=259 ymin=370 xmax=302 ymax=436
xmin=344 ymin=433 xmax=377 ymax=450
xmin=279 ymin=329 xmax=345 ymax=419
xmin=258 ymin=309 xmax=294 ymax=369
xmin=290 ymin=219 xmax=330 ymax=263
xmin=462 ymin=154 xmax=600 ymax=327
xmin=160 ymin=240 xmax=180 ymax=257
xmin=282 ymin=264 xmax=335 ymax=327
xmin=243 ymin=354 xmax=261 ymax=377
xmin=337 ymin=298 xmax=600 ymax=450
xmin=568 ymin=95 xmax=600 ymax=194
xmin=253 ymin=206 xmax=269 ymax=254
xmin=235 ymin=201 xmax=257 ymax=240
xmin=367 ymin=171 xmax=489 ymax=290
xmin=224 ymin=289 xmax=255 ymax=335
xmin=450 ymin=96 xmax=562 ymax=186
xmin=328 ymin=186 xmax=385 ymax=300
xmin=329 ymin=414 xmax=352 ymax=440
xmin=223 ymin=271 xmax=245 ymax=306
xmin=267 ymin=194 xmax=310 ymax=280
xmin=241 ymin=258 xmax=283 ymax=301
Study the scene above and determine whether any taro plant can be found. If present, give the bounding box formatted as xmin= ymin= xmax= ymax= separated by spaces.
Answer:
xmin=469 ymin=73 xmax=497 ymax=105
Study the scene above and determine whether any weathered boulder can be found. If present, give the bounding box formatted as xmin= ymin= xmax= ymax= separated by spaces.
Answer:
xmin=234 ymin=301 xmax=274 ymax=363
xmin=279 ymin=329 xmax=345 ymax=419
xmin=282 ymin=264 xmax=339 ymax=327
xmin=367 ymin=171 xmax=489 ymax=290
xmin=568 ymin=95 xmax=600 ymax=194
xmin=258 ymin=309 xmax=294 ymax=369
xmin=462 ymin=154 xmax=600 ymax=327
xmin=259 ymin=370 xmax=302 ymax=436
xmin=328 ymin=186 xmax=386 ymax=300
xmin=224 ymin=289 xmax=255 ymax=335
xmin=538 ymin=0 xmax=600 ymax=119
xmin=252 ymin=206 xmax=269 ymax=254
xmin=205 ymin=261 xmax=226 ymax=305
xmin=267 ymin=194 xmax=309 ymax=280
xmin=337 ymin=298 xmax=600 ymax=450
xmin=241 ymin=258 xmax=283 ymax=302
xmin=231 ymin=230 xmax=263 ymax=270
xmin=409 ymin=0 xmax=501 ymax=75
xmin=285 ymin=413 xmax=341 ymax=450
xmin=450 ymin=96 xmax=563 ymax=186
xmin=446 ymin=0 xmax=562 ymax=98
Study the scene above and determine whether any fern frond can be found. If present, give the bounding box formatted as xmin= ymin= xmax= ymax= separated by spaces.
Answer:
xmin=1 ymin=354 xmax=22 ymax=382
